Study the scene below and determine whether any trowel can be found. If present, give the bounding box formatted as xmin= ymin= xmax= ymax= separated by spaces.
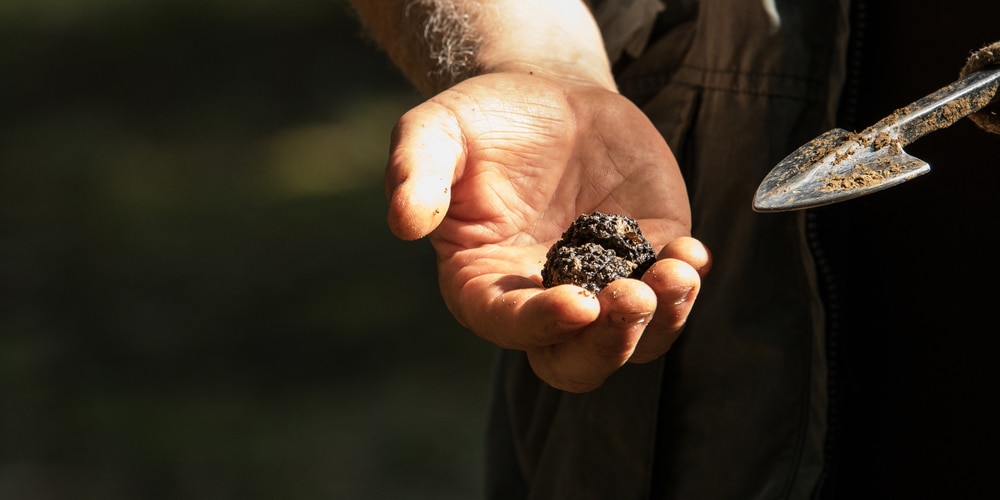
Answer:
xmin=752 ymin=66 xmax=1000 ymax=212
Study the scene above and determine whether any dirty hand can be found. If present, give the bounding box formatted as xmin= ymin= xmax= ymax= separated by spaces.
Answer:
xmin=385 ymin=71 xmax=710 ymax=393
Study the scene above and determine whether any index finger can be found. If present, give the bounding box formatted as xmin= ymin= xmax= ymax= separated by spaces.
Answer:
xmin=457 ymin=272 xmax=602 ymax=351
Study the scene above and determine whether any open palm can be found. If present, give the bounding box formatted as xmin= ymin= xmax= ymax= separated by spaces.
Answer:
xmin=385 ymin=72 xmax=708 ymax=392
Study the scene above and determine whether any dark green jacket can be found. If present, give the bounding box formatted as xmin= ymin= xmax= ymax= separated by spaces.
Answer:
xmin=486 ymin=0 xmax=1000 ymax=498
xmin=487 ymin=1 xmax=849 ymax=498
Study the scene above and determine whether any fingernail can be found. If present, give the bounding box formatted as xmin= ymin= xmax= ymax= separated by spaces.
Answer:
xmin=673 ymin=287 xmax=694 ymax=306
xmin=612 ymin=312 xmax=654 ymax=324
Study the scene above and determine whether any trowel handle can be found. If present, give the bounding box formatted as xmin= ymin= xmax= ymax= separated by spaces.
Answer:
xmin=871 ymin=67 xmax=1000 ymax=147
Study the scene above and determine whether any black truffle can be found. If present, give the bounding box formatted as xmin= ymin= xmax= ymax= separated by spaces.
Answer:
xmin=541 ymin=212 xmax=656 ymax=294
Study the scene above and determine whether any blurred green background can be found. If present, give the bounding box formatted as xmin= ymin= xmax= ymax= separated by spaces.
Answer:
xmin=0 ymin=1 xmax=496 ymax=498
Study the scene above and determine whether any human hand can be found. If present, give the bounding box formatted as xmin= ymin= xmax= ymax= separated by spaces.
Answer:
xmin=385 ymin=71 xmax=710 ymax=392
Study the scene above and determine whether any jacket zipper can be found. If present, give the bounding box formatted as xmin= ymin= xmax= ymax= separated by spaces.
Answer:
xmin=811 ymin=0 xmax=868 ymax=497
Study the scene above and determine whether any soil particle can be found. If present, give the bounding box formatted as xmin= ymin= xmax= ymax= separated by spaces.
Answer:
xmin=820 ymin=158 xmax=904 ymax=192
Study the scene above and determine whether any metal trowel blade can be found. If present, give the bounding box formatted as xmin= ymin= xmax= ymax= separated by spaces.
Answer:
xmin=752 ymin=128 xmax=930 ymax=212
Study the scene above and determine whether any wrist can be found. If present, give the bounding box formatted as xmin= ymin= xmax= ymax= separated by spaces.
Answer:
xmin=474 ymin=1 xmax=617 ymax=92
xmin=480 ymin=59 xmax=617 ymax=94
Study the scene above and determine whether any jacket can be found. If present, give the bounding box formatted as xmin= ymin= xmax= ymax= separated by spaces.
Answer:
xmin=487 ymin=1 xmax=847 ymax=498
xmin=485 ymin=0 xmax=1000 ymax=498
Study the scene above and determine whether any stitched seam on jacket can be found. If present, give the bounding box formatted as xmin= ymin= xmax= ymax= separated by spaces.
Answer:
xmin=670 ymin=64 xmax=827 ymax=102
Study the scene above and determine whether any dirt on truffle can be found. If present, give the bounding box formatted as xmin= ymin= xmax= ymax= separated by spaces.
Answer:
xmin=541 ymin=212 xmax=656 ymax=294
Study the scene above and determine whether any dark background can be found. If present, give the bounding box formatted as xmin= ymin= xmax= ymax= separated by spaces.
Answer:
xmin=819 ymin=1 xmax=1000 ymax=497
xmin=0 ymin=1 xmax=495 ymax=498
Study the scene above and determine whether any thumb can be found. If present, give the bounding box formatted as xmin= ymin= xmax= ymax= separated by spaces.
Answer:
xmin=384 ymin=101 xmax=465 ymax=240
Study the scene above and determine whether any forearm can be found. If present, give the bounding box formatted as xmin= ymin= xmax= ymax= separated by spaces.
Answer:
xmin=348 ymin=0 xmax=615 ymax=95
